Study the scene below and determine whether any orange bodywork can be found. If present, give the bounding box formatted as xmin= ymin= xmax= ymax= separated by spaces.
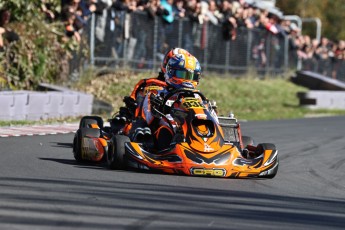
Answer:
xmin=78 ymin=88 xmax=278 ymax=178
xmin=123 ymin=92 xmax=278 ymax=178
xmin=125 ymin=141 xmax=277 ymax=178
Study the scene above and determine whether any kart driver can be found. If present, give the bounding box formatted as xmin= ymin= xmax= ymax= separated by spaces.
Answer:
xmin=133 ymin=53 xmax=217 ymax=150
xmin=122 ymin=47 xmax=194 ymax=119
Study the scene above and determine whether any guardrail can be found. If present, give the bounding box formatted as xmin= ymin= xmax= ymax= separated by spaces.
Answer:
xmin=0 ymin=87 xmax=93 ymax=121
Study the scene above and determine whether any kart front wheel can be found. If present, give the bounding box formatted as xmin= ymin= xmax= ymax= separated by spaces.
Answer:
xmin=107 ymin=135 xmax=130 ymax=170
xmin=257 ymin=143 xmax=278 ymax=179
xmin=242 ymin=135 xmax=254 ymax=148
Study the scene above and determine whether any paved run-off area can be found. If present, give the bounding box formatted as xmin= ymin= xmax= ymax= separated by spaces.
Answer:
xmin=0 ymin=123 xmax=78 ymax=138
xmin=0 ymin=116 xmax=344 ymax=229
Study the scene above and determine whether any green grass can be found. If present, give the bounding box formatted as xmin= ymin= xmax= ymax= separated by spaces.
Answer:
xmin=198 ymin=75 xmax=308 ymax=120
xmin=0 ymin=117 xmax=81 ymax=127
xmin=2 ymin=70 xmax=345 ymax=127
xmin=75 ymin=70 xmax=345 ymax=121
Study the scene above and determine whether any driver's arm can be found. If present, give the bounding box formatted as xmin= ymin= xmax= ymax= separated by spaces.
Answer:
xmin=129 ymin=78 xmax=167 ymax=101
xmin=141 ymin=91 xmax=163 ymax=126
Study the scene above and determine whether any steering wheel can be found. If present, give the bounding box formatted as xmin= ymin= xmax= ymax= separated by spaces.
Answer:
xmin=161 ymin=88 xmax=208 ymax=114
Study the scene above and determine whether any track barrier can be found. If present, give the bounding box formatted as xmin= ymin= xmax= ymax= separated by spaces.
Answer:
xmin=0 ymin=87 xmax=93 ymax=121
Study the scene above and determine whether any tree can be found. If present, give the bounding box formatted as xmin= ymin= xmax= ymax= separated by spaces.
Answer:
xmin=276 ymin=0 xmax=345 ymax=41
xmin=0 ymin=0 xmax=74 ymax=90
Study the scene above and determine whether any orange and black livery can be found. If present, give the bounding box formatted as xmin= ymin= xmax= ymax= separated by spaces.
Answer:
xmin=73 ymin=88 xmax=278 ymax=179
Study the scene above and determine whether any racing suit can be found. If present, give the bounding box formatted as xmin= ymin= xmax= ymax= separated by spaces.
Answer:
xmin=136 ymin=87 xmax=218 ymax=150
xmin=119 ymin=74 xmax=167 ymax=143
xmin=122 ymin=72 xmax=166 ymax=119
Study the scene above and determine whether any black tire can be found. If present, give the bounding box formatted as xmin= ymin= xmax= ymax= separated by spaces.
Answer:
xmin=242 ymin=135 xmax=254 ymax=148
xmin=73 ymin=130 xmax=82 ymax=162
xmin=73 ymin=128 xmax=101 ymax=162
xmin=257 ymin=143 xmax=278 ymax=179
xmin=79 ymin=116 xmax=103 ymax=129
xmin=107 ymin=135 xmax=130 ymax=170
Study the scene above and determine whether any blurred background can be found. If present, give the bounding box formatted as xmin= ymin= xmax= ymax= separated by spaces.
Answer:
xmin=0 ymin=0 xmax=344 ymax=122
xmin=0 ymin=0 xmax=344 ymax=91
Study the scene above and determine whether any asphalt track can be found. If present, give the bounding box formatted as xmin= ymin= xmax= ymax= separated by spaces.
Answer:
xmin=0 ymin=116 xmax=344 ymax=229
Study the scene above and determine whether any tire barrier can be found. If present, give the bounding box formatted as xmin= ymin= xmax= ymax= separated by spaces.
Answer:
xmin=0 ymin=89 xmax=93 ymax=121
xmin=291 ymin=71 xmax=345 ymax=110
xmin=0 ymin=93 xmax=15 ymax=121
xmin=291 ymin=71 xmax=345 ymax=91
xmin=297 ymin=91 xmax=345 ymax=109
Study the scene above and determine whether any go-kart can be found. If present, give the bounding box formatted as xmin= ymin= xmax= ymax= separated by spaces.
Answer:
xmin=73 ymin=88 xmax=278 ymax=178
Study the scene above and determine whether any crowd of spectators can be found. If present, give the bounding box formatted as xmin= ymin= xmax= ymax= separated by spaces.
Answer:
xmin=285 ymin=25 xmax=345 ymax=78
xmin=58 ymin=1 xmax=344 ymax=77
xmin=2 ymin=0 xmax=343 ymax=78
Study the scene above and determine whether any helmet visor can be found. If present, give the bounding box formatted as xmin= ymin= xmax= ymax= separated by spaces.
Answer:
xmin=193 ymin=72 xmax=200 ymax=81
xmin=175 ymin=70 xmax=194 ymax=80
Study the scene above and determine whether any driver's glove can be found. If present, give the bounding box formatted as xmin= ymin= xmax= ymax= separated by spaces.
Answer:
xmin=123 ymin=96 xmax=137 ymax=114
xmin=150 ymin=93 xmax=164 ymax=116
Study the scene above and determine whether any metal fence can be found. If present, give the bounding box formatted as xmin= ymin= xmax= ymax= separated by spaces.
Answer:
xmin=87 ymin=11 xmax=344 ymax=81
xmin=89 ymin=11 xmax=289 ymax=75
xmin=299 ymin=58 xmax=345 ymax=82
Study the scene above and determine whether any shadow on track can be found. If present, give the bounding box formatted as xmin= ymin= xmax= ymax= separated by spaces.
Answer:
xmin=0 ymin=177 xmax=344 ymax=229
xmin=50 ymin=142 xmax=73 ymax=148
xmin=39 ymin=157 xmax=107 ymax=170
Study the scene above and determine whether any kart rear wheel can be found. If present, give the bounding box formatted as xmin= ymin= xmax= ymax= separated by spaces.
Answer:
xmin=107 ymin=135 xmax=130 ymax=169
xmin=73 ymin=130 xmax=83 ymax=162
xmin=79 ymin=116 xmax=103 ymax=129
xmin=73 ymin=128 xmax=101 ymax=162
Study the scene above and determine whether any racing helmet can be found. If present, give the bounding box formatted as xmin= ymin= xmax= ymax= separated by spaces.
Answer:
xmin=194 ymin=58 xmax=201 ymax=86
xmin=165 ymin=53 xmax=201 ymax=89
xmin=161 ymin=48 xmax=191 ymax=74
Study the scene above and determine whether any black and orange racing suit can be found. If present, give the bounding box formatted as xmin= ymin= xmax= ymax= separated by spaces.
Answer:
xmin=121 ymin=74 xmax=218 ymax=150
xmin=121 ymin=73 xmax=167 ymax=140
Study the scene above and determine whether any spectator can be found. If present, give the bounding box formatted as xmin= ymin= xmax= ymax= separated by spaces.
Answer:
xmin=145 ymin=0 xmax=168 ymax=20
xmin=184 ymin=0 xmax=200 ymax=23
xmin=61 ymin=1 xmax=85 ymax=35
xmin=112 ymin=0 xmax=138 ymax=13
xmin=220 ymin=0 xmax=237 ymax=40
xmin=0 ymin=9 xmax=19 ymax=52
xmin=252 ymin=38 xmax=267 ymax=68
xmin=161 ymin=0 xmax=174 ymax=24
xmin=199 ymin=0 xmax=219 ymax=26
xmin=41 ymin=0 xmax=57 ymax=22
xmin=173 ymin=0 xmax=186 ymax=19
xmin=63 ymin=11 xmax=81 ymax=42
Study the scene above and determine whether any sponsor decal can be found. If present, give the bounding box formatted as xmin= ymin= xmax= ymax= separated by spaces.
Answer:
xmin=144 ymin=86 xmax=163 ymax=94
xmin=165 ymin=99 xmax=175 ymax=106
xmin=81 ymin=137 xmax=90 ymax=158
xmin=204 ymin=143 xmax=214 ymax=152
xmin=190 ymin=168 xmax=226 ymax=177
xmin=182 ymin=97 xmax=204 ymax=109
xmin=185 ymin=56 xmax=196 ymax=69
xmin=181 ymin=82 xmax=194 ymax=88
xmin=195 ymin=114 xmax=207 ymax=119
